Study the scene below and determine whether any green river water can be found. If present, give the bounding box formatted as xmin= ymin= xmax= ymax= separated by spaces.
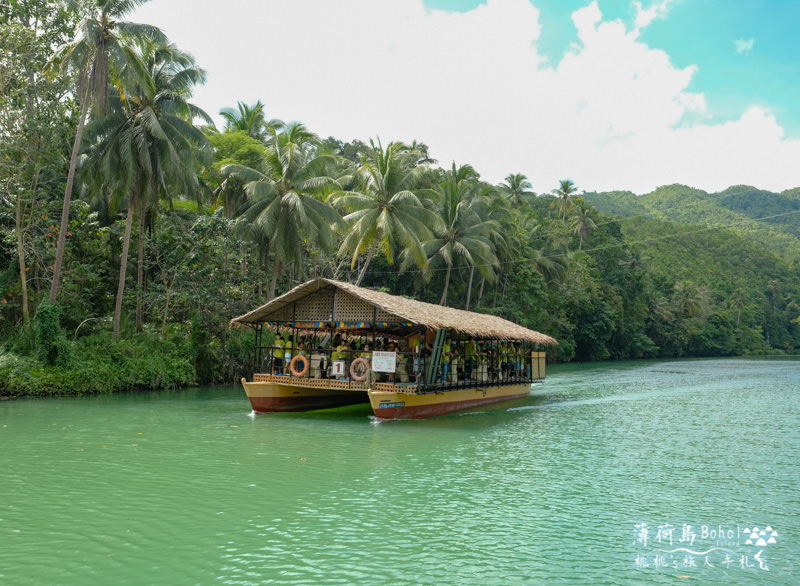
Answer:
xmin=1 ymin=358 xmax=798 ymax=585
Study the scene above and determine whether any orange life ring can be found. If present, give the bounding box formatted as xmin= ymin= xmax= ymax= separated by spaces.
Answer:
xmin=289 ymin=354 xmax=309 ymax=377
xmin=350 ymin=357 xmax=369 ymax=381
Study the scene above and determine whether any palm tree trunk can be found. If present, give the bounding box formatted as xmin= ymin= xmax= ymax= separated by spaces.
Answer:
xmin=113 ymin=201 xmax=136 ymax=338
xmin=465 ymin=265 xmax=475 ymax=311
xmin=135 ymin=209 xmax=145 ymax=333
xmin=15 ymin=190 xmax=30 ymax=323
xmin=440 ymin=265 xmax=452 ymax=306
xmin=477 ymin=277 xmax=485 ymax=306
xmin=49 ymin=76 xmax=90 ymax=303
xmin=268 ymin=256 xmax=281 ymax=300
xmin=355 ymin=246 xmax=377 ymax=286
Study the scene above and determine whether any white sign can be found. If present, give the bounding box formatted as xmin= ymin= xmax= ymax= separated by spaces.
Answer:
xmin=371 ymin=351 xmax=396 ymax=373
xmin=331 ymin=361 xmax=346 ymax=376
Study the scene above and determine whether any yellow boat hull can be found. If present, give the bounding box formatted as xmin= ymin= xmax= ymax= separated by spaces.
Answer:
xmin=368 ymin=383 xmax=531 ymax=419
xmin=241 ymin=376 xmax=368 ymax=412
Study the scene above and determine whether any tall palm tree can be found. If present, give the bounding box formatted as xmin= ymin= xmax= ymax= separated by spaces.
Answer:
xmin=46 ymin=0 xmax=165 ymax=304
xmin=410 ymin=164 xmax=500 ymax=306
xmin=331 ymin=140 xmax=440 ymax=285
xmin=512 ymin=215 xmax=569 ymax=285
xmin=464 ymin=182 xmax=513 ymax=308
xmin=82 ymin=39 xmax=212 ymax=337
xmin=220 ymin=100 xmax=282 ymax=141
xmin=498 ymin=173 xmax=534 ymax=210
xmin=569 ymin=200 xmax=597 ymax=250
xmin=552 ymin=179 xmax=578 ymax=221
xmin=223 ymin=122 xmax=343 ymax=299
xmin=672 ymin=281 xmax=708 ymax=318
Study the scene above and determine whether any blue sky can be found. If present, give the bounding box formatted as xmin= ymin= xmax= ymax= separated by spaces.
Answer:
xmin=134 ymin=0 xmax=800 ymax=194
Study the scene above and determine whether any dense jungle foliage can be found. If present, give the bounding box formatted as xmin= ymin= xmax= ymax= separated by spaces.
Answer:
xmin=2 ymin=1 xmax=799 ymax=397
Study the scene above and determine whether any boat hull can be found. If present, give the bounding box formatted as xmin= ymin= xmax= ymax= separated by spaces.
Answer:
xmin=368 ymin=383 xmax=531 ymax=419
xmin=241 ymin=377 xmax=368 ymax=413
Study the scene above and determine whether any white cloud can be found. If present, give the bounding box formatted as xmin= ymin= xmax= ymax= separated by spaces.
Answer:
xmin=735 ymin=38 xmax=755 ymax=55
xmin=633 ymin=0 xmax=677 ymax=33
xmin=133 ymin=0 xmax=799 ymax=195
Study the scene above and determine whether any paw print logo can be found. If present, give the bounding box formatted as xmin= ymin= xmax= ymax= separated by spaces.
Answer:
xmin=744 ymin=526 xmax=778 ymax=546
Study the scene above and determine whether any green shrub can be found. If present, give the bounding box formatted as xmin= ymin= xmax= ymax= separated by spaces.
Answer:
xmin=0 ymin=330 xmax=196 ymax=398
xmin=33 ymin=301 xmax=71 ymax=367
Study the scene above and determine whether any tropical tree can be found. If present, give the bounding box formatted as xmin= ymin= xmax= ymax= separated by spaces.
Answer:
xmin=411 ymin=164 xmax=500 ymax=306
xmin=0 ymin=3 xmax=74 ymax=323
xmin=46 ymin=0 xmax=165 ymax=305
xmin=524 ymin=218 xmax=570 ymax=285
xmin=82 ymin=38 xmax=212 ymax=336
xmin=219 ymin=100 xmax=282 ymax=141
xmin=552 ymin=179 xmax=578 ymax=221
xmin=498 ymin=173 xmax=534 ymax=210
xmin=332 ymin=140 xmax=441 ymax=285
xmin=672 ymin=281 xmax=708 ymax=318
xmin=569 ymin=199 xmax=598 ymax=250
xmin=223 ymin=122 xmax=343 ymax=299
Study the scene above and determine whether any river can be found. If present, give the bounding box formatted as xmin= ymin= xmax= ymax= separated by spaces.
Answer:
xmin=1 ymin=358 xmax=797 ymax=584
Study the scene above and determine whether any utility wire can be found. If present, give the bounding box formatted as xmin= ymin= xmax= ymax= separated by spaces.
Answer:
xmin=357 ymin=207 xmax=800 ymax=276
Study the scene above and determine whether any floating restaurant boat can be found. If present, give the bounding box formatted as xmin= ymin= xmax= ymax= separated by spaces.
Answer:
xmin=231 ymin=278 xmax=557 ymax=419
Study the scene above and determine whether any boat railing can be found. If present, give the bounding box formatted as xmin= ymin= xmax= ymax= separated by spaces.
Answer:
xmin=252 ymin=347 xmax=546 ymax=395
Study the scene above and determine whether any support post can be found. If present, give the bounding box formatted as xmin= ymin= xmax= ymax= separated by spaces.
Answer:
xmin=425 ymin=328 xmax=447 ymax=387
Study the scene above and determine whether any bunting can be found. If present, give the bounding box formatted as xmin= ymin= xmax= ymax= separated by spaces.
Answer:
xmin=264 ymin=320 xmax=416 ymax=328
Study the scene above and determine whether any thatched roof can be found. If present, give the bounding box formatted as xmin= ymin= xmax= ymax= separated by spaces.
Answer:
xmin=230 ymin=278 xmax=557 ymax=345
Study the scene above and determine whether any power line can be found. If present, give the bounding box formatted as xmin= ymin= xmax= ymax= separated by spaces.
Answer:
xmin=358 ymin=207 xmax=800 ymax=276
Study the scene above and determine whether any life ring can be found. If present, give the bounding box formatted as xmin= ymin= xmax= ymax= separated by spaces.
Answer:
xmin=289 ymin=355 xmax=309 ymax=377
xmin=350 ymin=357 xmax=369 ymax=381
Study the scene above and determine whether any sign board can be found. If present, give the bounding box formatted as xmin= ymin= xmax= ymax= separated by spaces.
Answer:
xmin=371 ymin=351 xmax=396 ymax=373
xmin=331 ymin=361 xmax=346 ymax=376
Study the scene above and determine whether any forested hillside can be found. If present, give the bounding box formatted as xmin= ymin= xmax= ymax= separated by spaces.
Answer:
xmin=1 ymin=2 xmax=799 ymax=397
xmin=584 ymin=184 xmax=800 ymax=262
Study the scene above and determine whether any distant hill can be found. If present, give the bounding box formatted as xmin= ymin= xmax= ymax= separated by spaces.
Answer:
xmin=717 ymin=186 xmax=800 ymax=239
xmin=583 ymin=184 xmax=800 ymax=262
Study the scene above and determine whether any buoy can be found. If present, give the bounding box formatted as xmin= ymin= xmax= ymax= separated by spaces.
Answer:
xmin=289 ymin=355 xmax=309 ymax=377
xmin=350 ymin=357 xmax=369 ymax=381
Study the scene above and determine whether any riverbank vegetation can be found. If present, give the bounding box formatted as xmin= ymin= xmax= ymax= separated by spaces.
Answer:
xmin=2 ymin=1 xmax=799 ymax=397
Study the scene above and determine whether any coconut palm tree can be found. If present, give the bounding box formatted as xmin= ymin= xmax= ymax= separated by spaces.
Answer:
xmin=331 ymin=141 xmax=441 ymax=285
xmin=223 ymin=122 xmax=343 ymax=299
xmin=220 ymin=100 xmax=282 ymax=141
xmin=552 ymin=179 xmax=578 ymax=221
xmin=331 ymin=139 xmax=441 ymax=285
xmin=82 ymin=39 xmax=212 ymax=336
xmin=498 ymin=173 xmax=534 ymax=210
xmin=672 ymin=281 xmax=710 ymax=319
xmin=569 ymin=200 xmax=597 ymax=250
xmin=461 ymin=183 xmax=511 ymax=309
xmin=46 ymin=0 xmax=165 ymax=304
xmin=410 ymin=164 xmax=500 ymax=306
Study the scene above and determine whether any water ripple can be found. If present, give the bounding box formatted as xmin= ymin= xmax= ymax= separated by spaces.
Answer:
xmin=1 ymin=359 xmax=798 ymax=584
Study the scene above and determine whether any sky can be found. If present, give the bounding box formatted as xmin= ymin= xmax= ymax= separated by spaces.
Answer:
xmin=133 ymin=0 xmax=800 ymax=195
